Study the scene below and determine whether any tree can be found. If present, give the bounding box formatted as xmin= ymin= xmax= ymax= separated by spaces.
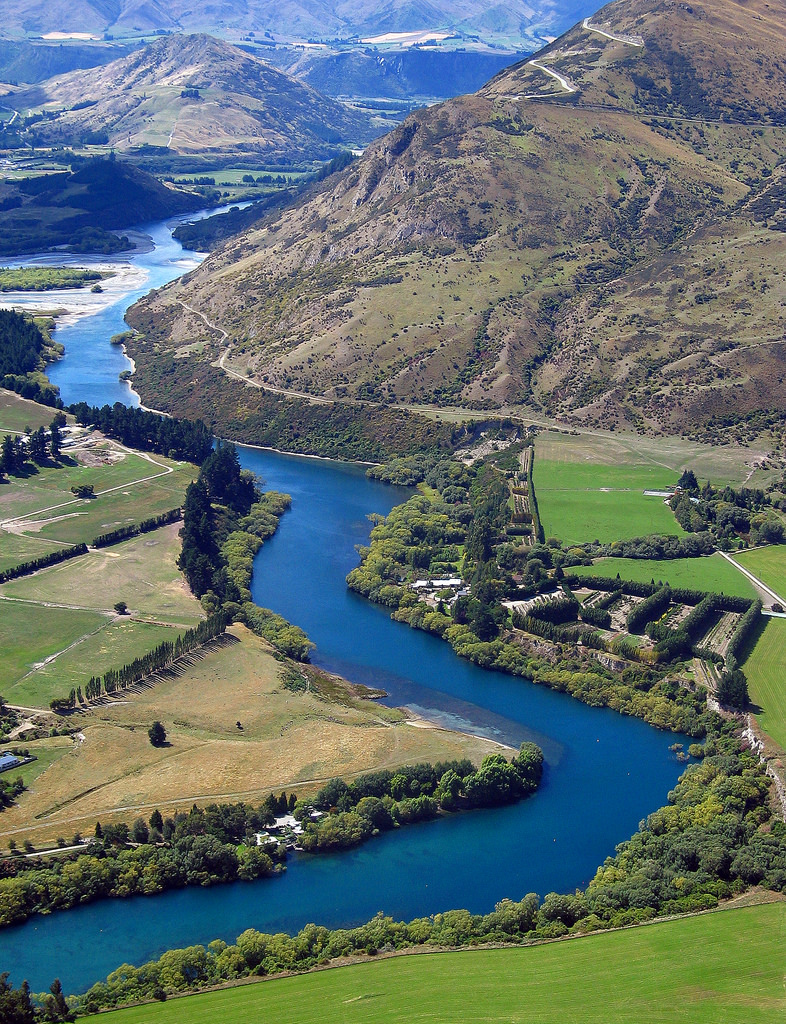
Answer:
xmin=131 ymin=817 xmax=150 ymax=844
xmin=28 ymin=426 xmax=48 ymax=464
xmin=113 ymin=601 xmax=128 ymax=615
xmin=70 ymin=484 xmax=94 ymax=498
xmin=49 ymin=418 xmax=63 ymax=460
xmin=148 ymin=721 xmax=167 ymax=747
xmin=0 ymin=973 xmax=37 ymax=1024
xmin=717 ymin=668 xmax=749 ymax=709
xmin=42 ymin=978 xmax=74 ymax=1022
xmin=149 ymin=809 xmax=164 ymax=832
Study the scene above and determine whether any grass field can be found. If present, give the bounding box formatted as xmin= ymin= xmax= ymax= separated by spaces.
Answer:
xmin=83 ymin=900 xmax=786 ymax=1024
xmin=0 ymin=602 xmax=108 ymax=699
xmin=742 ymin=617 xmax=786 ymax=751
xmin=532 ymin=428 xmax=777 ymax=489
xmin=0 ymin=446 xmax=195 ymax=548
xmin=2 ymin=523 xmax=203 ymax=625
xmin=735 ymin=546 xmax=786 ymax=600
xmin=0 ymin=627 xmax=504 ymax=846
xmin=533 ymin=439 xmax=683 ymax=545
xmin=570 ymin=555 xmax=757 ymax=599
xmin=0 ymin=388 xmax=64 ymax=433
xmin=0 ymin=532 xmax=65 ymax=572
xmin=10 ymin=617 xmax=181 ymax=707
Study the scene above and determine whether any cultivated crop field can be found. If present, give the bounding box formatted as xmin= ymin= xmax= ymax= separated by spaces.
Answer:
xmin=569 ymin=555 xmax=756 ymax=599
xmin=742 ymin=617 xmax=786 ymax=751
xmin=83 ymin=900 xmax=786 ymax=1024
xmin=0 ymin=626 xmax=503 ymax=847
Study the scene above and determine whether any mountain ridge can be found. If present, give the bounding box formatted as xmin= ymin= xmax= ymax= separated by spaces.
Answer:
xmin=126 ymin=0 xmax=786 ymax=441
xmin=0 ymin=0 xmax=594 ymax=49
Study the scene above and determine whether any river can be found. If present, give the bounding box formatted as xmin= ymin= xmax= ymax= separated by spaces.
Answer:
xmin=0 ymin=216 xmax=691 ymax=994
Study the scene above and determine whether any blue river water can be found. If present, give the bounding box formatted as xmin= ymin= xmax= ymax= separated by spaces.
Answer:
xmin=0 ymin=219 xmax=691 ymax=994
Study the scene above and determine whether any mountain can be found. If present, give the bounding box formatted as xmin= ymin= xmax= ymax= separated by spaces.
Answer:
xmin=0 ymin=1 xmax=594 ymax=49
xmin=0 ymin=156 xmax=204 ymax=254
xmin=127 ymin=0 xmax=786 ymax=441
xmin=0 ymin=39 xmax=131 ymax=84
xmin=10 ymin=34 xmax=374 ymax=158
xmin=264 ymin=46 xmax=530 ymax=101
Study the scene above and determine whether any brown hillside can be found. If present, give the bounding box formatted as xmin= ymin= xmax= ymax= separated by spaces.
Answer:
xmin=12 ymin=34 xmax=373 ymax=158
xmin=128 ymin=0 xmax=786 ymax=438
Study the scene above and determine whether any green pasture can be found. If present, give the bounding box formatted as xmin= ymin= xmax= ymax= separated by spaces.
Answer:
xmin=0 ymin=454 xmax=195 ymax=546
xmin=532 ymin=441 xmax=683 ymax=545
xmin=742 ymin=617 xmax=786 ymax=751
xmin=2 ymin=528 xmax=202 ymax=625
xmin=570 ymin=555 xmax=756 ymax=599
xmin=0 ymin=602 xmax=107 ymax=701
xmin=5 ymin=615 xmax=180 ymax=707
xmin=84 ymin=901 xmax=786 ymax=1024
xmin=735 ymin=546 xmax=786 ymax=599
xmin=533 ymin=428 xmax=775 ymax=488
xmin=0 ymin=533 xmax=65 ymax=573
xmin=0 ymin=388 xmax=62 ymax=433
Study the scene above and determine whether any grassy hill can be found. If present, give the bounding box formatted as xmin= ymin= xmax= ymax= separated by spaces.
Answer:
xmin=0 ymin=155 xmax=204 ymax=254
xmin=82 ymin=900 xmax=786 ymax=1023
xmin=126 ymin=0 xmax=786 ymax=443
xmin=10 ymin=34 xmax=375 ymax=159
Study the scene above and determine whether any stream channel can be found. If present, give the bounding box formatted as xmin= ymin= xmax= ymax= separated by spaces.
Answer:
xmin=0 ymin=213 xmax=690 ymax=993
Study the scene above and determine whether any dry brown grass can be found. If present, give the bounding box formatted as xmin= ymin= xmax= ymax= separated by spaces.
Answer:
xmin=0 ymin=626 xmax=504 ymax=846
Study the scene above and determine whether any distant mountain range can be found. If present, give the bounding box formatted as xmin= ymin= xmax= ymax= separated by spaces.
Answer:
xmin=10 ymin=34 xmax=375 ymax=158
xmin=127 ymin=0 xmax=786 ymax=441
xmin=0 ymin=0 xmax=594 ymax=49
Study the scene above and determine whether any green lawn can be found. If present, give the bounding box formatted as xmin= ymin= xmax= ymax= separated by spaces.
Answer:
xmin=742 ymin=617 xmax=786 ymax=751
xmin=570 ymin=555 xmax=757 ymax=599
xmin=84 ymin=901 xmax=786 ymax=1024
xmin=735 ymin=546 xmax=786 ymax=599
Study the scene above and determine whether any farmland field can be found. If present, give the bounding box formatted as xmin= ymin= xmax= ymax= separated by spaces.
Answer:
xmin=533 ymin=446 xmax=683 ymax=545
xmin=0 ymin=388 xmax=64 ymax=433
xmin=2 ymin=615 xmax=180 ymax=707
xmin=532 ymin=428 xmax=777 ymax=489
xmin=0 ymin=602 xmax=107 ymax=699
xmin=742 ymin=617 xmax=786 ymax=751
xmin=569 ymin=555 xmax=756 ymax=599
xmin=1 ymin=523 xmax=203 ymax=625
xmin=0 ymin=446 xmax=195 ymax=546
xmin=735 ymin=546 xmax=786 ymax=600
xmin=83 ymin=900 xmax=786 ymax=1024
xmin=0 ymin=626 xmax=503 ymax=846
